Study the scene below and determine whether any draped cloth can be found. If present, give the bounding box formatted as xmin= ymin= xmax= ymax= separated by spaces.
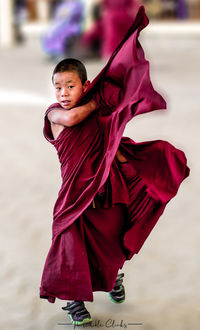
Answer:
xmin=40 ymin=6 xmax=189 ymax=303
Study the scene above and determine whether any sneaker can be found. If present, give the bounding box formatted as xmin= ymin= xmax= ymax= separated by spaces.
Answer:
xmin=62 ymin=301 xmax=92 ymax=326
xmin=108 ymin=273 xmax=125 ymax=304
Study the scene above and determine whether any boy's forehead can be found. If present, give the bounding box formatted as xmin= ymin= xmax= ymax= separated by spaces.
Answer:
xmin=53 ymin=71 xmax=81 ymax=84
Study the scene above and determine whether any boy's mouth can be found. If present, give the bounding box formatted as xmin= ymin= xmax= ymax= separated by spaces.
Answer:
xmin=61 ymin=100 xmax=71 ymax=107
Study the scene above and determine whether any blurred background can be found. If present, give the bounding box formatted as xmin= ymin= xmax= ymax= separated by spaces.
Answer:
xmin=0 ymin=1 xmax=199 ymax=330
xmin=1 ymin=1 xmax=200 ymax=58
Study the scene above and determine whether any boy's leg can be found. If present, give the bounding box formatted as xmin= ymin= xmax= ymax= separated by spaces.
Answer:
xmin=108 ymin=273 xmax=125 ymax=304
xmin=40 ymin=196 xmax=128 ymax=320
xmin=82 ymin=199 xmax=127 ymax=293
xmin=40 ymin=218 xmax=94 ymax=303
xmin=60 ymin=202 xmax=127 ymax=324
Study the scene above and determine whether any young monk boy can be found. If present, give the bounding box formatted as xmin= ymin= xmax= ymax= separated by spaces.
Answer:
xmin=40 ymin=6 xmax=189 ymax=326
xmin=41 ymin=58 xmax=130 ymax=325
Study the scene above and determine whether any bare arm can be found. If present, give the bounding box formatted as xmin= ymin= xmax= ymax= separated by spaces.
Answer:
xmin=47 ymin=100 xmax=97 ymax=127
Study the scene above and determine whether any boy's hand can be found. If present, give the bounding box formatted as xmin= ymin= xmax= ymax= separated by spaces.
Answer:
xmin=47 ymin=100 xmax=97 ymax=127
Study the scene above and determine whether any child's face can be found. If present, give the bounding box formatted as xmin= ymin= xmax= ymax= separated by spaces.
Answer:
xmin=53 ymin=71 xmax=90 ymax=110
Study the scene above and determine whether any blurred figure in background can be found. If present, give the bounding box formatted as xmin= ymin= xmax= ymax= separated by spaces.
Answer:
xmin=82 ymin=0 xmax=103 ymax=58
xmin=101 ymin=0 xmax=141 ymax=58
xmin=41 ymin=0 xmax=85 ymax=60
xmin=13 ymin=0 xmax=27 ymax=43
xmin=162 ymin=0 xmax=189 ymax=19
xmin=177 ymin=0 xmax=188 ymax=19
xmin=49 ymin=0 xmax=62 ymax=18
xmin=82 ymin=0 xmax=141 ymax=59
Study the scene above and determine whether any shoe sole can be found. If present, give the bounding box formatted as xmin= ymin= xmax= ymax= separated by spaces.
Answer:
xmin=108 ymin=292 xmax=125 ymax=304
xmin=68 ymin=313 xmax=92 ymax=326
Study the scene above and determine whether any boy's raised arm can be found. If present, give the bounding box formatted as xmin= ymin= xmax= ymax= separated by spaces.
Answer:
xmin=48 ymin=100 xmax=97 ymax=127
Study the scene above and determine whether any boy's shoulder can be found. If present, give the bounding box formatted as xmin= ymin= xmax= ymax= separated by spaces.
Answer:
xmin=45 ymin=102 xmax=63 ymax=116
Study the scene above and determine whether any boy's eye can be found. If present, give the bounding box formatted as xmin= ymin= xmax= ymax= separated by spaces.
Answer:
xmin=68 ymin=86 xmax=74 ymax=89
xmin=56 ymin=87 xmax=61 ymax=91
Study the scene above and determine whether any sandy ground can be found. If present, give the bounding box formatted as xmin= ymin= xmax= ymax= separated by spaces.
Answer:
xmin=0 ymin=29 xmax=199 ymax=330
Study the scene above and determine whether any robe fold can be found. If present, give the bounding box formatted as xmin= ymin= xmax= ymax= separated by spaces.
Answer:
xmin=40 ymin=6 xmax=189 ymax=303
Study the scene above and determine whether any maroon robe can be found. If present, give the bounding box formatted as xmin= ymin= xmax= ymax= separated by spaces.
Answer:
xmin=40 ymin=6 xmax=189 ymax=303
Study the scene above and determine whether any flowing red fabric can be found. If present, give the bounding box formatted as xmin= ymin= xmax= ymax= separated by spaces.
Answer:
xmin=40 ymin=6 xmax=189 ymax=303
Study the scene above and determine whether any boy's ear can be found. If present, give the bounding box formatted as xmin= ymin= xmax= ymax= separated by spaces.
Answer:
xmin=83 ymin=80 xmax=90 ymax=93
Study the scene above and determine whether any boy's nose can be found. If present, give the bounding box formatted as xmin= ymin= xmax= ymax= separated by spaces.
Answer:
xmin=61 ymin=88 xmax=69 ymax=96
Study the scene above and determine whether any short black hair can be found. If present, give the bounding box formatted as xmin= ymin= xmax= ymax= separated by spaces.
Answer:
xmin=52 ymin=58 xmax=87 ymax=84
